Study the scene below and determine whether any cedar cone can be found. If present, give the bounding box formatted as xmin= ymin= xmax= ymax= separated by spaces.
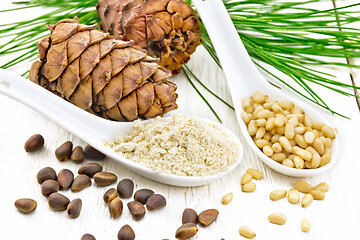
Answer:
xmin=97 ymin=0 xmax=202 ymax=74
xmin=29 ymin=17 xmax=178 ymax=121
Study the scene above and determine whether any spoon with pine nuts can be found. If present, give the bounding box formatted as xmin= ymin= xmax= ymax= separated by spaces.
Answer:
xmin=193 ymin=0 xmax=339 ymax=177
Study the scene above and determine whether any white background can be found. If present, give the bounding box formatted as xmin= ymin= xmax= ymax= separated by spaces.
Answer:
xmin=0 ymin=0 xmax=359 ymax=239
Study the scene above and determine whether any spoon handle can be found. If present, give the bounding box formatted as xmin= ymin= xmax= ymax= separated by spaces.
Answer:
xmin=0 ymin=68 xmax=108 ymax=142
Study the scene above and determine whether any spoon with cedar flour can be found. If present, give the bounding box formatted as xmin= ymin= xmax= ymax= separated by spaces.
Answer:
xmin=193 ymin=0 xmax=339 ymax=177
xmin=0 ymin=69 xmax=243 ymax=186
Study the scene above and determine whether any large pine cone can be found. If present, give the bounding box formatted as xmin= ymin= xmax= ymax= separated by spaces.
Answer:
xmin=97 ymin=0 xmax=202 ymax=74
xmin=29 ymin=17 xmax=178 ymax=121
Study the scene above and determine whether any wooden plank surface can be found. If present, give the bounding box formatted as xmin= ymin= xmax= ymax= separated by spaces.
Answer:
xmin=0 ymin=1 xmax=359 ymax=239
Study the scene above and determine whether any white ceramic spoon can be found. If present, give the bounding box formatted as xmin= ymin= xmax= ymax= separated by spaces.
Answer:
xmin=193 ymin=0 xmax=339 ymax=177
xmin=0 ymin=68 xmax=243 ymax=186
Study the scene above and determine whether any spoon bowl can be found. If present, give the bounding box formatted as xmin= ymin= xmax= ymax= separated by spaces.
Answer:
xmin=193 ymin=0 xmax=339 ymax=177
xmin=0 ymin=68 xmax=243 ymax=186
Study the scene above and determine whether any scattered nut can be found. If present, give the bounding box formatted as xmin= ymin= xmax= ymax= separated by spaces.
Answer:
xmin=182 ymin=208 xmax=198 ymax=225
xmin=48 ymin=192 xmax=70 ymax=211
xmin=241 ymin=182 xmax=256 ymax=192
xmin=175 ymin=223 xmax=198 ymax=239
xmin=268 ymin=213 xmax=287 ymax=225
xmin=37 ymin=167 xmax=57 ymax=184
xmin=301 ymin=193 xmax=314 ymax=208
xmin=71 ymin=174 xmax=92 ymax=192
xmin=84 ymin=145 xmax=106 ymax=160
xmin=41 ymin=179 xmax=59 ymax=197
xmin=269 ymin=190 xmax=287 ymax=201
xmin=294 ymin=181 xmax=313 ymax=193
xmin=103 ymin=188 xmax=118 ymax=204
xmin=117 ymin=179 xmax=134 ymax=198
xmin=109 ymin=198 xmax=123 ymax=219
xmin=198 ymin=209 xmax=219 ymax=227
xmin=134 ymin=189 xmax=154 ymax=205
xmin=67 ymin=198 xmax=82 ymax=219
xmin=78 ymin=163 xmax=103 ymax=178
xmin=221 ymin=192 xmax=233 ymax=205
xmin=238 ymin=225 xmax=256 ymax=239
xmin=127 ymin=201 xmax=146 ymax=220
xmin=14 ymin=198 xmax=37 ymax=213
xmin=146 ymin=194 xmax=166 ymax=211
xmin=71 ymin=146 xmax=85 ymax=163
xmin=246 ymin=168 xmax=263 ymax=180
xmin=301 ymin=219 xmax=311 ymax=232
xmin=57 ymin=169 xmax=74 ymax=190
xmin=93 ymin=172 xmax=118 ymax=187
xmin=309 ymin=189 xmax=325 ymax=200
xmin=288 ymin=188 xmax=300 ymax=204
xmin=24 ymin=134 xmax=44 ymax=152
xmin=241 ymin=172 xmax=253 ymax=185
xmin=81 ymin=234 xmax=96 ymax=240
xmin=55 ymin=141 xmax=73 ymax=162
xmin=314 ymin=182 xmax=330 ymax=192
xmin=118 ymin=224 xmax=135 ymax=240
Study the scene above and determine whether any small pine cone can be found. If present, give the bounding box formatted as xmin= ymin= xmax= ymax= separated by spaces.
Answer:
xmin=29 ymin=17 xmax=178 ymax=121
xmin=97 ymin=0 xmax=202 ymax=74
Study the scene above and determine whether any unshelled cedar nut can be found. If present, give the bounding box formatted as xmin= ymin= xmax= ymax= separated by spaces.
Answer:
xmin=109 ymin=198 xmax=123 ymax=219
xmin=117 ymin=179 xmax=134 ymax=198
xmin=37 ymin=167 xmax=57 ymax=184
xmin=48 ymin=193 xmax=70 ymax=211
xmin=71 ymin=146 xmax=85 ymax=163
xmin=81 ymin=234 xmax=96 ymax=240
xmin=71 ymin=174 xmax=92 ymax=192
xmin=133 ymin=189 xmax=154 ymax=205
xmin=55 ymin=141 xmax=73 ymax=162
xmin=67 ymin=198 xmax=82 ymax=219
xmin=41 ymin=179 xmax=59 ymax=197
xmin=118 ymin=225 xmax=135 ymax=240
xmin=103 ymin=188 xmax=118 ymax=204
xmin=94 ymin=172 xmax=118 ymax=187
xmin=175 ymin=223 xmax=198 ymax=240
xmin=84 ymin=145 xmax=106 ymax=160
xmin=198 ymin=209 xmax=219 ymax=227
xmin=127 ymin=201 xmax=146 ymax=220
xmin=14 ymin=198 xmax=37 ymax=213
xmin=182 ymin=208 xmax=198 ymax=225
xmin=146 ymin=194 xmax=166 ymax=211
xmin=78 ymin=163 xmax=103 ymax=178
xmin=24 ymin=134 xmax=44 ymax=152
xmin=57 ymin=169 xmax=74 ymax=190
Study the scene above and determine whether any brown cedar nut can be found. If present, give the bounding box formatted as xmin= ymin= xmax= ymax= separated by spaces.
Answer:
xmin=175 ymin=223 xmax=198 ymax=240
xmin=146 ymin=194 xmax=166 ymax=211
xmin=118 ymin=225 xmax=135 ymax=240
xmin=67 ymin=198 xmax=82 ymax=219
xmin=182 ymin=208 xmax=198 ymax=225
xmin=37 ymin=167 xmax=57 ymax=184
xmin=103 ymin=188 xmax=118 ymax=204
xmin=24 ymin=134 xmax=44 ymax=152
xmin=14 ymin=198 xmax=37 ymax=213
xmin=198 ymin=209 xmax=219 ymax=227
xmin=48 ymin=192 xmax=70 ymax=211
xmin=127 ymin=201 xmax=146 ymax=220
xmin=55 ymin=141 xmax=73 ymax=162
xmin=117 ymin=179 xmax=134 ymax=198
xmin=57 ymin=169 xmax=74 ymax=190
xmin=133 ymin=189 xmax=154 ymax=205
xmin=41 ymin=179 xmax=59 ymax=197
xmin=71 ymin=146 xmax=85 ymax=163
xmin=81 ymin=234 xmax=96 ymax=240
xmin=71 ymin=174 xmax=92 ymax=192
xmin=93 ymin=172 xmax=118 ymax=187
xmin=84 ymin=145 xmax=106 ymax=160
xmin=78 ymin=163 xmax=103 ymax=178
xmin=109 ymin=198 xmax=123 ymax=219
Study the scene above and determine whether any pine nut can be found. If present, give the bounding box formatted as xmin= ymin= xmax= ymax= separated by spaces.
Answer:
xmin=278 ymin=137 xmax=292 ymax=152
xmin=241 ymin=112 xmax=251 ymax=125
xmin=314 ymin=182 xmax=330 ymax=192
xmin=278 ymin=100 xmax=294 ymax=109
xmin=276 ymin=126 xmax=285 ymax=135
xmin=255 ymin=119 xmax=266 ymax=127
xmin=288 ymin=188 xmax=300 ymax=204
xmin=248 ymin=120 xmax=258 ymax=136
xmin=242 ymin=182 xmax=256 ymax=192
xmin=255 ymin=127 xmax=266 ymax=139
xmin=270 ymin=190 xmax=287 ymax=201
xmin=221 ymin=192 xmax=233 ymax=205
xmin=253 ymin=106 xmax=264 ymax=117
xmin=306 ymin=146 xmax=317 ymax=155
xmin=282 ymin=159 xmax=294 ymax=168
xmin=288 ymin=116 xmax=298 ymax=127
xmin=253 ymin=91 xmax=266 ymax=103
xmin=291 ymin=105 xmax=304 ymax=114
xmin=246 ymin=168 xmax=263 ymax=180
xmin=253 ymin=103 xmax=261 ymax=110
xmin=294 ymin=156 xmax=305 ymax=169
xmin=295 ymin=181 xmax=313 ymax=193
xmin=268 ymin=213 xmax=287 ymax=225
xmin=295 ymin=127 xmax=307 ymax=135
xmin=263 ymin=132 xmax=272 ymax=141
xmin=321 ymin=125 xmax=335 ymax=139
xmin=312 ymin=121 xmax=325 ymax=131
xmin=255 ymin=139 xmax=269 ymax=149
xmin=324 ymin=138 xmax=332 ymax=148
xmin=271 ymin=103 xmax=283 ymax=113
xmin=304 ymin=115 xmax=312 ymax=128
xmin=289 ymin=139 xmax=296 ymax=146
xmin=271 ymin=134 xmax=281 ymax=143
xmin=313 ymin=138 xmax=324 ymax=155
xmin=241 ymin=172 xmax=253 ymax=185
xmin=256 ymin=109 xmax=270 ymax=119
xmin=294 ymin=135 xmax=307 ymax=148
xmin=271 ymin=153 xmax=286 ymax=162
xmin=263 ymin=145 xmax=273 ymax=156
xmin=266 ymin=117 xmax=276 ymax=131
xmin=320 ymin=154 xmax=331 ymax=167
xmin=274 ymin=114 xmax=286 ymax=127
xmin=245 ymin=105 xmax=254 ymax=114
xmin=263 ymin=101 xmax=275 ymax=110
xmin=309 ymin=190 xmax=325 ymax=200
xmin=242 ymin=97 xmax=251 ymax=109
xmin=272 ymin=142 xmax=282 ymax=153
xmin=304 ymin=161 xmax=313 ymax=169
xmin=294 ymin=148 xmax=312 ymax=161
xmin=285 ymin=124 xmax=295 ymax=139
xmin=311 ymin=152 xmax=321 ymax=168
xmin=304 ymin=131 xmax=315 ymax=144
xmin=301 ymin=193 xmax=313 ymax=208
xmin=239 ymin=225 xmax=256 ymax=239
xmin=301 ymin=219 xmax=311 ymax=232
